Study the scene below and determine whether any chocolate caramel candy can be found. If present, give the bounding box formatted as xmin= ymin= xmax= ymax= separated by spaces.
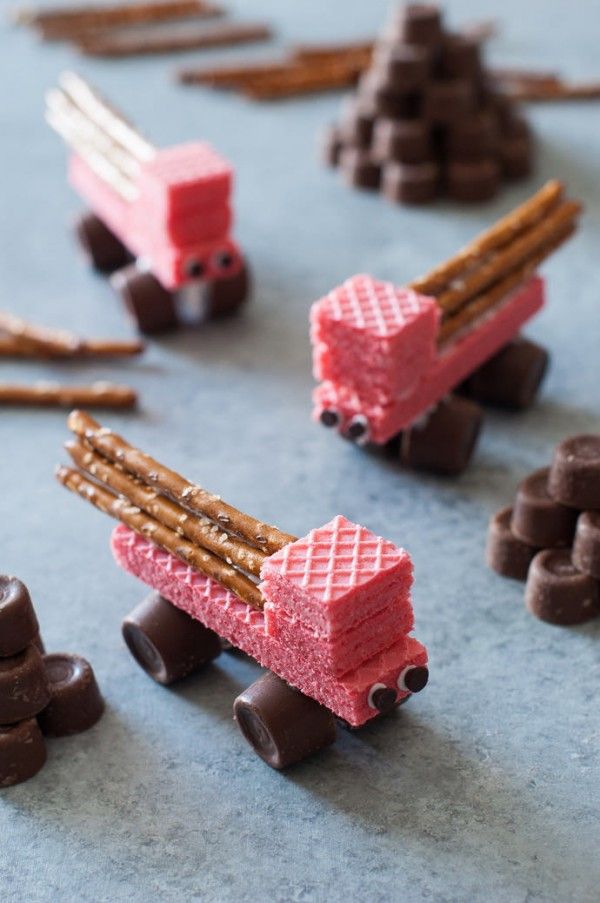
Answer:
xmin=500 ymin=134 xmax=533 ymax=179
xmin=445 ymin=112 xmax=497 ymax=161
xmin=37 ymin=654 xmax=104 ymax=737
xmin=460 ymin=338 xmax=548 ymax=410
xmin=388 ymin=3 xmax=443 ymax=46
xmin=486 ymin=506 xmax=538 ymax=581
xmin=548 ymin=435 xmax=600 ymax=509
xmin=424 ymin=79 xmax=475 ymax=123
xmin=319 ymin=124 xmax=342 ymax=167
xmin=439 ymin=34 xmax=481 ymax=80
xmin=74 ymin=211 xmax=130 ymax=274
xmin=382 ymin=160 xmax=439 ymax=204
xmin=511 ymin=467 xmax=578 ymax=548
xmin=113 ymin=264 xmax=178 ymax=335
xmin=525 ymin=549 xmax=600 ymax=625
xmin=0 ymin=719 xmax=46 ymax=788
xmin=339 ymin=147 xmax=381 ymax=191
xmin=446 ymin=158 xmax=500 ymax=203
xmin=339 ymin=100 xmax=377 ymax=148
xmin=0 ymin=645 xmax=50 ymax=724
xmin=399 ymin=395 xmax=483 ymax=475
xmin=572 ymin=511 xmax=600 ymax=579
xmin=0 ymin=576 xmax=39 ymax=658
xmin=371 ymin=118 xmax=433 ymax=164
xmin=372 ymin=43 xmax=431 ymax=92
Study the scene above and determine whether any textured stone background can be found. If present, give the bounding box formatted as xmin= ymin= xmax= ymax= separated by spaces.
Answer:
xmin=1 ymin=0 xmax=599 ymax=900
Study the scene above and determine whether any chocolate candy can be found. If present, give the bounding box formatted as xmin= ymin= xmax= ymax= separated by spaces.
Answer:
xmin=439 ymin=34 xmax=481 ymax=80
xmin=372 ymin=118 xmax=433 ymax=164
xmin=486 ymin=506 xmax=538 ymax=581
xmin=445 ymin=111 xmax=497 ymax=161
xmin=548 ymin=435 xmax=600 ymax=509
xmin=319 ymin=124 xmax=342 ymax=167
xmin=500 ymin=134 xmax=533 ymax=180
xmin=37 ymin=654 xmax=104 ymax=737
xmin=525 ymin=549 xmax=600 ymax=625
xmin=359 ymin=72 xmax=421 ymax=119
xmin=205 ymin=263 xmax=250 ymax=319
xmin=0 ymin=718 xmax=46 ymax=788
xmin=339 ymin=100 xmax=376 ymax=148
xmin=446 ymin=158 xmax=500 ymax=202
xmin=113 ymin=264 xmax=178 ymax=335
xmin=424 ymin=79 xmax=474 ymax=123
xmin=339 ymin=147 xmax=381 ymax=191
xmin=511 ymin=468 xmax=578 ymax=548
xmin=0 ymin=576 xmax=39 ymax=658
xmin=399 ymin=395 xmax=483 ymax=475
xmin=572 ymin=511 xmax=600 ymax=579
xmin=233 ymin=671 xmax=336 ymax=770
xmin=390 ymin=3 xmax=443 ymax=46
xmin=382 ymin=160 xmax=439 ymax=204
xmin=460 ymin=338 xmax=548 ymax=410
xmin=74 ymin=211 xmax=130 ymax=274
xmin=372 ymin=43 xmax=431 ymax=92
xmin=0 ymin=645 xmax=50 ymax=724
xmin=122 ymin=591 xmax=221 ymax=685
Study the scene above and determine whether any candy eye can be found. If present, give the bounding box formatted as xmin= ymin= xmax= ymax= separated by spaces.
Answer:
xmin=367 ymin=682 xmax=397 ymax=713
xmin=320 ymin=409 xmax=340 ymax=428
xmin=186 ymin=259 xmax=204 ymax=279
xmin=214 ymin=250 xmax=234 ymax=272
xmin=346 ymin=414 xmax=370 ymax=445
xmin=397 ymin=665 xmax=429 ymax=693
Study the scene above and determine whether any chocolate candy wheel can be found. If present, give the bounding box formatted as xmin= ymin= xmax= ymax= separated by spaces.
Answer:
xmin=372 ymin=118 xmax=433 ymax=164
xmin=446 ymin=158 xmax=500 ymax=203
xmin=122 ymin=592 xmax=221 ymax=686
xmin=372 ymin=44 xmax=431 ymax=92
xmin=0 ymin=719 xmax=46 ymax=788
xmin=424 ymin=79 xmax=475 ymax=124
xmin=400 ymin=395 xmax=483 ymax=475
xmin=511 ymin=467 xmax=577 ymax=548
xmin=572 ymin=511 xmax=600 ymax=579
xmin=0 ymin=575 xmax=39 ymax=658
xmin=389 ymin=3 xmax=443 ymax=46
xmin=74 ymin=211 xmax=130 ymax=274
xmin=382 ymin=160 xmax=439 ymax=205
xmin=339 ymin=147 xmax=381 ymax=191
xmin=112 ymin=264 xmax=178 ymax=335
xmin=548 ymin=435 xmax=600 ymax=509
xmin=0 ymin=645 xmax=50 ymax=724
xmin=500 ymin=134 xmax=533 ymax=180
xmin=446 ymin=112 xmax=498 ymax=162
xmin=461 ymin=338 xmax=549 ymax=410
xmin=486 ymin=506 xmax=538 ymax=581
xmin=339 ymin=101 xmax=376 ymax=148
xmin=439 ymin=34 xmax=481 ymax=80
xmin=234 ymin=672 xmax=336 ymax=769
xmin=37 ymin=654 xmax=104 ymax=737
xmin=205 ymin=259 xmax=250 ymax=319
xmin=525 ymin=549 xmax=600 ymax=625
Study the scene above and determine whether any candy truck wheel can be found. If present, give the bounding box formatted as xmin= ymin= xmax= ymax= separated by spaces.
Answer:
xmin=460 ymin=337 xmax=549 ymax=410
xmin=74 ymin=212 xmax=130 ymax=274
xmin=122 ymin=591 xmax=221 ymax=685
xmin=205 ymin=260 xmax=250 ymax=319
xmin=233 ymin=672 xmax=336 ymax=770
xmin=399 ymin=395 xmax=483 ymax=476
xmin=113 ymin=265 xmax=178 ymax=335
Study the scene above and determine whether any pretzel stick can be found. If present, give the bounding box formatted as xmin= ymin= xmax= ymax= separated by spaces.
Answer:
xmin=291 ymin=41 xmax=373 ymax=63
xmin=506 ymin=82 xmax=600 ymax=102
xmin=0 ymin=310 xmax=81 ymax=354
xmin=490 ymin=68 xmax=561 ymax=87
xmin=65 ymin=440 xmax=267 ymax=576
xmin=67 ymin=410 xmax=296 ymax=553
xmin=436 ymin=199 xmax=581 ymax=317
xmin=56 ymin=466 xmax=264 ymax=609
xmin=37 ymin=2 xmax=224 ymax=39
xmin=409 ymin=180 xmax=565 ymax=296
xmin=177 ymin=58 xmax=293 ymax=87
xmin=438 ymin=223 xmax=576 ymax=345
xmin=78 ymin=22 xmax=272 ymax=57
xmin=13 ymin=0 xmax=220 ymax=28
xmin=0 ymin=382 xmax=137 ymax=408
xmin=243 ymin=62 xmax=363 ymax=100
xmin=0 ymin=334 xmax=144 ymax=358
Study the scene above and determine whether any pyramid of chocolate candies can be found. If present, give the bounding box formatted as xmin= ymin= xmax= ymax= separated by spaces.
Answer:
xmin=1 ymin=575 xmax=104 ymax=787
xmin=487 ymin=435 xmax=600 ymax=625
xmin=322 ymin=3 xmax=533 ymax=204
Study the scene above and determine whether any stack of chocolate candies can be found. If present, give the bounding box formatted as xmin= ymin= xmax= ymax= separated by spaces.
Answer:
xmin=323 ymin=3 xmax=533 ymax=204
xmin=487 ymin=435 xmax=600 ymax=625
xmin=0 ymin=576 xmax=104 ymax=787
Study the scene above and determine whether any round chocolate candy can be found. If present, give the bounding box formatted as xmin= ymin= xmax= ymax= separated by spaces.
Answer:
xmin=0 ymin=645 xmax=50 ymax=724
xmin=371 ymin=118 xmax=433 ymax=164
xmin=205 ymin=260 xmax=250 ymax=319
xmin=388 ymin=3 xmax=443 ymax=46
xmin=37 ymin=654 xmax=104 ymax=737
xmin=424 ymin=79 xmax=475 ymax=123
xmin=0 ymin=718 xmax=46 ymax=788
xmin=372 ymin=43 xmax=431 ymax=92
xmin=122 ymin=591 xmax=221 ymax=685
xmin=548 ymin=435 xmax=600 ymax=509
xmin=319 ymin=124 xmax=342 ymax=167
xmin=339 ymin=147 xmax=381 ymax=191
xmin=500 ymin=134 xmax=533 ymax=180
xmin=511 ymin=467 xmax=578 ymax=548
xmin=0 ymin=576 xmax=39 ymax=658
xmin=525 ymin=549 xmax=600 ymax=625
xmin=446 ymin=158 xmax=500 ymax=203
xmin=439 ymin=34 xmax=481 ymax=80
xmin=233 ymin=671 xmax=336 ymax=770
xmin=445 ymin=111 xmax=497 ymax=161
xmin=115 ymin=265 xmax=178 ymax=335
xmin=382 ymin=160 xmax=439 ymax=205
xmin=572 ymin=511 xmax=600 ymax=579
xmin=460 ymin=337 xmax=548 ymax=410
xmin=359 ymin=72 xmax=421 ymax=119
xmin=339 ymin=99 xmax=376 ymax=148
xmin=74 ymin=211 xmax=130 ymax=274
xmin=486 ymin=506 xmax=538 ymax=581
xmin=399 ymin=395 xmax=483 ymax=475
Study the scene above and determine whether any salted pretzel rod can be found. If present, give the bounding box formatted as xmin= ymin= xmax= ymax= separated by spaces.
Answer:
xmin=0 ymin=311 xmax=144 ymax=358
xmin=438 ymin=223 xmax=576 ymax=345
xmin=65 ymin=440 xmax=267 ymax=576
xmin=67 ymin=410 xmax=296 ymax=553
xmin=507 ymin=81 xmax=600 ymax=102
xmin=13 ymin=0 xmax=222 ymax=31
xmin=78 ymin=21 xmax=272 ymax=57
xmin=409 ymin=181 xmax=566 ymax=296
xmin=435 ymin=198 xmax=581 ymax=318
xmin=0 ymin=382 xmax=137 ymax=408
xmin=291 ymin=41 xmax=373 ymax=64
xmin=56 ymin=466 xmax=264 ymax=609
xmin=178 ymin=58 xmax=295 ymax=87
xmin=243 ymin=62 xmax=363 ymax=100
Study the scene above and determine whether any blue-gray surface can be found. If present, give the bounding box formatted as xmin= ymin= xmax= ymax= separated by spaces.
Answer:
xmin=1 ymin=0 xmax=599 ymax=900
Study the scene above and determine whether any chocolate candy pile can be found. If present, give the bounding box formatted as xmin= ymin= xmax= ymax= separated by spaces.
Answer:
xmin=323 ymin=3 xmax=533 ymax=205
xmin=0 ymin=576 xmax=104 ymax=787
xmin=487 ymin=435 xmax=600 ymax=625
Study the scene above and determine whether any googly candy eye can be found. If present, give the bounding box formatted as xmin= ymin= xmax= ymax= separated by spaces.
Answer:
xmin=185 ymin=259 xmax=204 ymax=279
xmin=346 ymin=414 xmax=370 ymax=446
xmin=397 ymin=665 xmax=429 ymax=693
xmin=367 ymin=682 xmax=397 ymax=713
xmin=320 ymin=409 xmax=340 ymax=428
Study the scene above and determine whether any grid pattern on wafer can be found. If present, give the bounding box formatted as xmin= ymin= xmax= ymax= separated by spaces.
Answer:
xmin=320 ymin=275 xmax=429 ymax=337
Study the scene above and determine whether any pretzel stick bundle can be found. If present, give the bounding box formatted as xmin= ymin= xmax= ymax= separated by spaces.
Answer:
xmin=0 ymin=382 xmax=137 ymax=408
